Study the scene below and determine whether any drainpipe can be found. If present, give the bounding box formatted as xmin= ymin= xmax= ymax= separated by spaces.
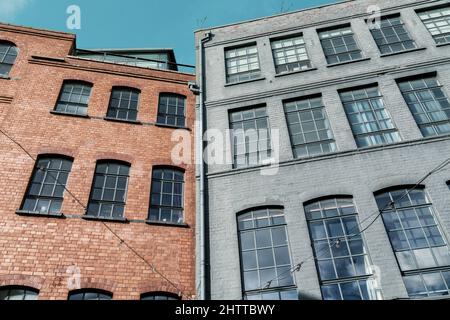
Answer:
xmin=198 ymin=31 xmax=212 ymax=301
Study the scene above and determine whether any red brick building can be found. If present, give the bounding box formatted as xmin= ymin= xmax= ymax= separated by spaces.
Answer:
xmin=0 ymin=23 xmax=196 ymax=300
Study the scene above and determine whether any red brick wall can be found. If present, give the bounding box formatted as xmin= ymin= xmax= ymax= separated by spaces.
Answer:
xmin=0 ymin=24 xmax=196 ymax=300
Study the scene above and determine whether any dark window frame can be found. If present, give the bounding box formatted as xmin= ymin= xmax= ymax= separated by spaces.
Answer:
xmin=0 ymin=40 xmax=18 ymax=77
xmin=229 ymin=106 xmax=272 ymax=169
xmin=397 ymin=74 xmax=450 ymax=137
xmin=416 ymin=5 xmax=450 ymax=45
xmin=304 ymin=196 xmax=379 ymax=300
xmin=339 ymin=85 xmax=401 ymax=148
xmin=236 ymin=206 xmax=298 ymax=300
xmin=224 ymin=43 xmax=261 ymax=84
xmin=54 ymin=80 xmax=93 ymax=116
xmin=106 ymin=86 xmax=141 ymax=122
xmin=86 ymin=160 xmax=131 ymax=220
xmin=148 ymin=166 xmax=185 ymax=224
xmin=374 ymin=186 xmax=450 ymax=298
xmin=140 ymin=292 xmax=180 ymax=300
xmin=19 ymin=155 xmax=74 ymax=215
xmin=270 ymin=33 xmax=313 ymax=74
xmin=68 ymin=289 xmax=113 ymax=300
xmin=369 ymin=14 xmax=417 ymax=55
xmin=283 ymin=95 xmax=337 ymax=158
xmin=0 ymin=286 xmax=39 ymax=300
xmin=156 ymin=93 xmax=187 ymax=128
xmin=317 ymin=24 xmax=364 ymax=65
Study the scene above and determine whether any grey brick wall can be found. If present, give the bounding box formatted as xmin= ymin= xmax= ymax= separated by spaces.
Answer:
xmin=196 ymin=0 xmax=450 ymax=300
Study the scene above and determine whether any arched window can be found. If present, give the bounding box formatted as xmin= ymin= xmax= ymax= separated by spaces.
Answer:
xmin=140 ymin=292 xmax=180 ymax=300
xmin=0 ymin=41 xmax=18 ymax=77
xmin=54 ymin=81 xmax=93 ymax=116
xmin=304 ymin=197 xmax=379 ymax=300
xmin=237 ymin=207 xmax=297 ymax=300
xmin=87 ymin=161 xmax=130 ymax=219
xmin=375 ymin=187 xmax=450 ymax=298
xmin=157 ymin=93 xmax=186 ymax=127
xmin=0 ymin=286 xmax=38 ymax=300
xmin=148 ymin=167 xmax=184 ymax=224
xmin=68 ymin=289 xmax=112 ymax=300
xmin=106 ymin=87 xmax=140 ymax=121
xmin=20 ymin=156 xmax=73 ymax=215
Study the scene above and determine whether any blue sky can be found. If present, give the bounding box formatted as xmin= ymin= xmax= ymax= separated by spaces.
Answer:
xmin=0 ymin=0 xmax=338 ymax=66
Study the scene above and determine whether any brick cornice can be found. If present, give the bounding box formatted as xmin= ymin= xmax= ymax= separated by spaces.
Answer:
xmin=0 ymin=24 xmax=75 ymax=42
xmin=28 ymin=57 xmax=194 ymax=85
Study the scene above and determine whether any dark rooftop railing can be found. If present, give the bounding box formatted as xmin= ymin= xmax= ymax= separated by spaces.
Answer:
xmin=74 ymin=49 xmax=195 ymax=73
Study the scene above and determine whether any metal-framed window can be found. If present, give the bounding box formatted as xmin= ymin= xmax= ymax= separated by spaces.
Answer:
xmin=318 ymin=26 xmax=363 ymax=64
xmin=141 ymin=292 xmax=180 ymax=300
xmin=398 ymin=76 xmax=450 ymax=137
xmin=271 ymin=35 xmax=312 ymax=74
xmin=0 ymin=286 xmax=38 ymax=300
xmin=55 ymin=81 xmax=92 ymax=116
xmin=68 ymin=289 xmax=112 ymax=300
xmin=418 ymin=6 xmax=450 ymax=44
xmin=305 ymin=197 xmax=380 ymax=300
xmin=106 ymin=87 xmax=140 ymax=121
xmin=375 ymin=188 xmax=450 ymax=298
xmin=149 ymin=168 xmax=184 ymax=224
xmin=225 ymin=44 xmax=261 ymax=84
xmin=21 ymin=157 xmax=73 ymax=215
xmin=339 ymin=86 xmax=401 ymax=148
xmin=0 ymin=41 xmax=18 ymax=77
xmin=369 ymin=15 xmax=417 ymax=54
xmin=237 ymin=207 xmax=298 ymax=300
xmin=87 ymin=161 xmax=130 ymax=219
xmin=284 ymin=96 xmax=336 ymax=158
xmin=229 ymin=107 xmax=272 ymax=169
xmin=157 ymin=93 xmax=186 ymax=127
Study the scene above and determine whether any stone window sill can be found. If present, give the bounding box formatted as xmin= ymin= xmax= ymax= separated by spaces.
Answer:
xmin=103 ymin=117 xmax=142 ymax=125
xmin=16 ymin=210 xmax=65 ymax=219
xmin=225 ymin=77 xmax=266 ymax=87
xmin=50 ymin=110 xmax=90 ymax=119
xmin=327 ymin=58 xmax=371 ymax=68
xmin=82 ymin=215 xmax=129 ymax=223
xmin=379 ymin=47 xmax=426 ymax=57
xmin=145 ymin=220 xmax=189 ymax=228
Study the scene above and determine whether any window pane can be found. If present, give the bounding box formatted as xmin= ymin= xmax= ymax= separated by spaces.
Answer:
xmin=87 ymin=162 xmax=129 ymax=218
xmin=107 ymin=88 xmax=140 ymax=121
xmin=148 ymin=168 xmax=184 ymax=223
xmin=238 ymin=209 xmax=296 ymax=299
xmin=398 ymin=76 xmax=450 ymax=137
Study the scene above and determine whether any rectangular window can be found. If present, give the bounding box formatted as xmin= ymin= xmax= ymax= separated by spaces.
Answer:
xmin=238 ymin=208 xmax=297 ymax=300
xmin=106 ymin=88 xmax=140 ymax=121
xmin=369 ymin=15 xmax=417 ymax=54
xmin=284 ymin=96 xmax=336 ymax=158
xmin=418 ymin=6 xmax=450 ymax=44
xmin=305 ymin=198 xmax=380 ymax=300
xmin=148 ymin=168 xmax=184 ymax=224
xmin=375 ymin=188 xmax=450 ymax=298
xmin=55 ymin=82 xmax=92 ymax=116
xmin=271 ymin=35 xmax=312 ymax=74
xmin=157 ymin=94 xmax=186 ymax=127
xmin=318 ymin=26 xmax=363 ymax=65
xmin=87 ymin=162 xmax=130 ymax=219
xmin=340 ymin=86 xmax=401 ymax=147
xmin=229 ymin=107 xmax=272 ymax=169
xmin=21 ymin=157 xmax=73 ymax=215
xmin=225 ymin=44 xmax=261 ymax=84
xmin=398 ymin=76 xmax=450 ymax=137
